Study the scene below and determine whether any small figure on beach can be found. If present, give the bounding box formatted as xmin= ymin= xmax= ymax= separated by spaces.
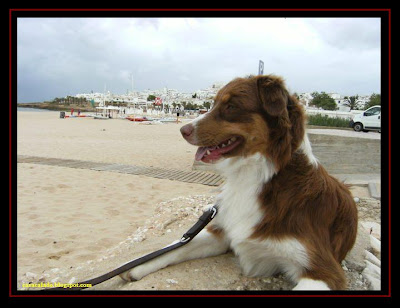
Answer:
xmin=176 ymin=112 xmax=180 ymax=124
xmin=77 ymin=109 xmax=81 ymax=116
xmin=71 ymin=108 xmax=74 ymax=116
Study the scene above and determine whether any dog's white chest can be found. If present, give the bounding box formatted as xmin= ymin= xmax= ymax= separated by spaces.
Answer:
xmin=214 ymin=154 xmax=271 ymax=241
xmin=216 ymin=190 xmax=309 ymax=280
xmin=216 ymin=187 xmax=261 ymax=241
xmin=214 ymin=154 xmax=309 ymax=280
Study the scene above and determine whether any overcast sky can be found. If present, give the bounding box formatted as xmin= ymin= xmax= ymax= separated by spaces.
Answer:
xmin=17 ymin=17 xmax=381 ymax=103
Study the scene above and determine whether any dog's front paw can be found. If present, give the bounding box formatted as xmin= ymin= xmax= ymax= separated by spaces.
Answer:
xmin=119 ymin=247 xmax=175 ymax=282
xmin=119 ymin=263 xmax=155 ymax=282
xmin=119 ymin=269 xmax=138 ymax=282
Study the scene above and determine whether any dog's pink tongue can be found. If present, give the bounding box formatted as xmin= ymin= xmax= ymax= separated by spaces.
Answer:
xmin=195 ymin=147 xmax=208 ymax=161
xmin=195 ymin=145 xmax=218 ymax=161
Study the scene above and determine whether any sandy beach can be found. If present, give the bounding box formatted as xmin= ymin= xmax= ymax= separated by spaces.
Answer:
xmin=16 ymin=111 xmax=214 ymax=286
xmin=16 ymin=110 xmax=381 ymax=292
xmin=17 ymin=111 xmax=198 ymax=171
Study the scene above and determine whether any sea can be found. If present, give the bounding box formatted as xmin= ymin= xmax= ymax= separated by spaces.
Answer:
xmin=17 ymin=107 xmax=56 ymax=112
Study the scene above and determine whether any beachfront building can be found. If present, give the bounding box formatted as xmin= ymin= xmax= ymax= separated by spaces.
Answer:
xmin=74 ymin=81 xmax=224 ymax=110
xmin=61 ymin=77 xmax=223 ymax=115
xmin=75 ymin=92 xmax=104 ymax=104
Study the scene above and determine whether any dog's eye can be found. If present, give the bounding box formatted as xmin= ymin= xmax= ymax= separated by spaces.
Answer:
xmin=226 ymin=104 xmax=237 ymax=111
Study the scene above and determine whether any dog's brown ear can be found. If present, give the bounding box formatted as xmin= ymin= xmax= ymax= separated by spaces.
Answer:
xmin=256 ymin=76 xmax=288 ymax=116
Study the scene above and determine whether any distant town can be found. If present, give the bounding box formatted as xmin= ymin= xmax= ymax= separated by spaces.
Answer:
xmin=74 ymin=82 xmax=224 ymax=113
xmin=19 ymin=80 xmax=378 ymax=114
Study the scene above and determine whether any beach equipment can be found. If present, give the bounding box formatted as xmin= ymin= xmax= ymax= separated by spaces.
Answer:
xmin=94 ymin=115 xmax=109 ymax=120
xmin=158 ymin=117 xmax=177 ymax=123
xmin=126 ymin=116 xmax=153 ymax=122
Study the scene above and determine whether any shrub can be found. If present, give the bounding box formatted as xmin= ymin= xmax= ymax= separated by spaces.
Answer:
xmin=307 ymin=114 xmax=350 ymax=128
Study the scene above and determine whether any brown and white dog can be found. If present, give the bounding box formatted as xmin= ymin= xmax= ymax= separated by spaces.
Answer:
xmin=120 ymin=75 xmax=358 ymax=290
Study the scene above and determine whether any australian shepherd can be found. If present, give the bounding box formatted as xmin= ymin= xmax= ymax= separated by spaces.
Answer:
xmin=120 ymin=75 xmax=358 ymax=290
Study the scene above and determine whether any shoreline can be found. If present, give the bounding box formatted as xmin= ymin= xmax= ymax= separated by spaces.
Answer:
xmin=17 ymin=103 xmax=96 ymax=112
xmin=16 ymin=107 xmax=377 ymax=132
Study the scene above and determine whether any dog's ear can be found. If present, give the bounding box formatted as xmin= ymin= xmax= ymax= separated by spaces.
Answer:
xmin=256 ymin=76 xmax=288 ymax=116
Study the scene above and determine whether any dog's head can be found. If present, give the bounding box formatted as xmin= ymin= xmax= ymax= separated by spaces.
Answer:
xmin=180 ymin=75 xmax=305 ymax=170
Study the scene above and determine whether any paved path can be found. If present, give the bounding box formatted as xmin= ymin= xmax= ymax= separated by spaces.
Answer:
xmin=17 ymin=155 xmax=224 ymax=187
xmin=307 ymin=129 xmax=381 ymax=140
xmin=307 ymin=134 xmax=381 ymax=175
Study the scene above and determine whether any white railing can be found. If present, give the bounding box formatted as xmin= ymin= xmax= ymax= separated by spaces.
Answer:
xmin=305 ymin=108 xmax=363 ymax=120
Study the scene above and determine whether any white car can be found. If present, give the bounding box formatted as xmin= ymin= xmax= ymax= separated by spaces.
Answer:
xmin=350 ymin=105 xmax=381 ymax=132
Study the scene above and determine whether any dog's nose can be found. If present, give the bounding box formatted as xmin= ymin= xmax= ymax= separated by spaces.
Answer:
xmin=180 ymin=123 xmax=194 ymax=139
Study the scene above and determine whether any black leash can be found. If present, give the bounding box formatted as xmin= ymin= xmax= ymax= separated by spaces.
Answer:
xmin=44 ymin=204 xmax=218 ymax=291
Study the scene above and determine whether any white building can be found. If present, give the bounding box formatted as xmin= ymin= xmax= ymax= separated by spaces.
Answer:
xmin=297 ymin=92 xmax=371 ymax=111
xmin=354 ymin=95 xmax=371 ymax=109
xmin=327 ymin=93 xmax=349 ymax=111
xmin=298 ymin=92 xmax=313 ymax=107
xmin=75 ymin=92 xmax=104 ymax=104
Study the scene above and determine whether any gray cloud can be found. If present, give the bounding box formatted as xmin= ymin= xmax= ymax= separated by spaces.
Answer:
xmin=17 ymin=17 xmax=381 ymax=102
xmin=306 ymin=18 xmax=380 ymax=50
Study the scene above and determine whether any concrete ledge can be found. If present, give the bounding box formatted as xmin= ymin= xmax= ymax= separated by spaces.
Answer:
xmin=192 ymin=132 xmax=381 ymax=185
xmin=332 ymin=174 xmax=380 ymax=186
xmin=368 ymin=182 xmax=381 ymax=200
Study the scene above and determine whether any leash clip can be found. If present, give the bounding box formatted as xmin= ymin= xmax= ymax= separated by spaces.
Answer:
xmin=179 ymin=205 xmax=218 ymax=244
xmin=210 ymin=206 xmax=218 ymax=219
xmin=180 ymin=235 xmax=191 ymax=243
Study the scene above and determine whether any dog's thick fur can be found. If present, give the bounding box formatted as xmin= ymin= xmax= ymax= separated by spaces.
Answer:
xmin=120 ymin=75 xmax=358 ymax=290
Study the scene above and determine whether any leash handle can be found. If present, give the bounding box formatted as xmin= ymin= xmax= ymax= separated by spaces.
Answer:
xmin=44 ymin=204 xmax=218 ymax=291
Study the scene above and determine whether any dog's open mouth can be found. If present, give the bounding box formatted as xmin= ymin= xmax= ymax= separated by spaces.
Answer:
xmin=195 ymin=136 xmax=242 ymax=163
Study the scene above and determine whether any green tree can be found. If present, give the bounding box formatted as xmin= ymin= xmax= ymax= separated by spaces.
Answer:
xmin=365 ymin=93 xmax=381 ymax=109
xmin=147 ymin=95 xmax=156 ymax=101
xmin=310 ymin=92 xmax=337 ymax=110
xmin=203 ymin=101 xmax=211 ymax=110
xmin=51 ymin=97 xmax=61 ymax=104
xmin=343 ymin=95 xmax=360 ymax=110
